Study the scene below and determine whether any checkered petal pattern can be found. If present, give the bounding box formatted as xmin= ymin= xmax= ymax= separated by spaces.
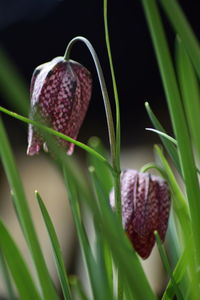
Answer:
xmin=27 ymin=57 xmax=92 ymax=155
xmin=110 ymin=169 xmax=170 ymax=259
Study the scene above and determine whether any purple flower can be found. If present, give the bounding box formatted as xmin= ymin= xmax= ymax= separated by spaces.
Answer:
xmin=27 ymin=57 xmax=92 ymax=155
xmin=110 ymin=169 xmax=170 ymax=259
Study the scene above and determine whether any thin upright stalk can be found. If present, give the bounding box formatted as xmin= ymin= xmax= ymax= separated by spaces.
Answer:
xmin=103 ymin=0 xmax=121 ymax=172
xmin=64 ymin=32 xmax=122 ymax=299
xmin=103 ymin=1 xmax=122 ymax=299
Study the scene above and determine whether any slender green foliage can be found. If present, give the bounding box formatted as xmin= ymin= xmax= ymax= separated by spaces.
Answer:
xmin=0 ymin=106 xmax=112 ymax=172
xmin=159 ymin=0 xmax=200 ymax=79
xmin=36 ymin=191 xmax=72 ymax=300
xmin=63 ymin=166 xmax=113 ymax=300
xmin=145 ymin=102 xmax=181 ymax=174
xmin=0 ymin=221 xmax=41 ymax=300
xmin=142 ymin=0 xmax=200 ymax=280
xmin=0 ymin=118 xmax=59 ymax=300
xmin=146 ymin=128 xmax=177 ymax=146
xmin=176 ymin=38 xmax=200 ymax=159
xmin=154 ymin=231 xmax=183 ymax=300
xmin=0 ymin=251 xmax=15 ymax=300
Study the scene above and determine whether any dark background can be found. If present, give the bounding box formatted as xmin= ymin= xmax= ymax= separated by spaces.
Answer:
xmin=0 ymin=0 xmax=199 ymax=150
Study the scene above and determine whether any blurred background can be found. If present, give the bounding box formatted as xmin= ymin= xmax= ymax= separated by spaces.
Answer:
xmin=0 ymin=0 xmax=199 ymax=149
xmin=0 ymin=0 xmax=199 ymax=298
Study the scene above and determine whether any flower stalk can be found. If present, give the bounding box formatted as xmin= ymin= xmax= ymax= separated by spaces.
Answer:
xmin=64 ymin=36 xmax=116 ymax=171
xmin=64 ymin=36 xmax=122 ymax=224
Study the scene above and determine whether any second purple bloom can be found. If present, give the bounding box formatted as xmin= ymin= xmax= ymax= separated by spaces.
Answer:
xmin=110 ymin=169 xmax=171 ymax=259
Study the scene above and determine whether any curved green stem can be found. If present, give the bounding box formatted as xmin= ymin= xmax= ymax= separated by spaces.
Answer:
xmin=64 ymin=36 xmax=116 ymax=170
xmin=140 ymin=162 xmax=166 ymax=177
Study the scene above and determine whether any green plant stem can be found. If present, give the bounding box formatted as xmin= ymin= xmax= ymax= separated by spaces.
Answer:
xmin=103 ymin=0 xmax=121 ymax=218
xmin=145 ymin=102 xmax=181 ymax=175
xmin=64 ymin=36 xmax=122 ymax=214
xmin=154 ymin=231 xmax=183 ymax=300
xmin=103 ymin=1 xmax=122 ymax=298
xmin=0 ymin=106 xmax=113 ymax=173
xmin=145 ymin=128 xmax=178 ymax=146
xmin=64 ymin=36 xmax=116 ymax=169
xmin=103 ymin=0 xmax=121 ymax=171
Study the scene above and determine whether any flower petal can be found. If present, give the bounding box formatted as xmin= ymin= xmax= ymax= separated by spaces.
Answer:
xmin=27 ymin=57 xmax=92 ymax=155
xmin=109 ymin=169 xmax=171 ymax=259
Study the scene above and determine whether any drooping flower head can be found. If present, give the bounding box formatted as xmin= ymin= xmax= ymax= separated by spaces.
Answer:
xmin=27 ymin=57 xmax=92 ymax=155
xmin=110 ymin=169 xmax=170 ymax=259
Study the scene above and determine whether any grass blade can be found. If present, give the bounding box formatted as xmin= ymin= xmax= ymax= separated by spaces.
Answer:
xmin=70 ymin=276 xmax=88 ymax=300
xmin=0 ymin=221 xmax=41 ymax=300
xmin=162 ymin=248 xmax=188 ymax=300
xmin=142 ymin=0 xmax=200 ymax=272
xmin=159 ymin=0 xmax=200 ymax=79
xmin=36 ymin=191 xmax=72 ymax=300
xmin=154 ymin=231 xmax=183 ymax=300
xmin=37 ymin=129 xmax=112 ymax=300
xmin=176 ymin=37 xmax=200 ymax=159
xmin=0 ymin=106 xmax=112 ymax=172
xmin=94 ymin=232 xmax=114 ymax=299
xmin=155 ymin=145 xmax=198 ymax=298
xmin=145 ymin=102 xmax=181 ymax=175
xmin=63 ymin=166 xmax=111 ymax=300
xmin=0 ymin=251 xmax=16 ymax=300
xmin=101 ymin=239 xmax=113 ymax=296
xmin=145 ymin=128 xmax=177 ymax=145
xmin=88 ymin=136 xmax=113 ymax=196
xmin=0 ymin=118 xmax=59 ymax=300
xmin=154 ymin=146 xmax=189 ymax=232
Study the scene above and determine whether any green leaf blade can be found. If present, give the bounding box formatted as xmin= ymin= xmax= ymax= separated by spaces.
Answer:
xmin=63 ymin=166 xmax=110 ymax=300
xmin=0 ymin=221 xmax=41 ymax=300
xmin=0 ymin=251 xmax=16 ymax=300
xmin=142 ymin=0 xmax=200 ymax=277
xmin=36 ymin=191 xmax=72 ymax=300
xmin=145 ymin=102 xmax=181 ymax=175
xmin=159 ymin=0 xmax=200 ymax=80
xmin=176 ymin=38 xmax=200 ymax=159
xmin=88 ymin=136 xmax=113 ymax=196
xmin=0 ymin=118 xmax=59 ymax=300
xmin=154 ymin=231 xmax=183 ymax=300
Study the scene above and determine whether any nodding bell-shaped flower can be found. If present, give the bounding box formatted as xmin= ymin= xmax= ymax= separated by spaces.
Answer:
xmin=27 ymin=57 xmax=92 ymax=156
xmin=110 ymin=169 xmax=170 ymax=259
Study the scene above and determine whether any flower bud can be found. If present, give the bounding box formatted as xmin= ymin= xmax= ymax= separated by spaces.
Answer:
xmin=27 ymin=57 xmax=92 ymax=156
xmin=110 ymin=169 xmax=170 ymax=259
